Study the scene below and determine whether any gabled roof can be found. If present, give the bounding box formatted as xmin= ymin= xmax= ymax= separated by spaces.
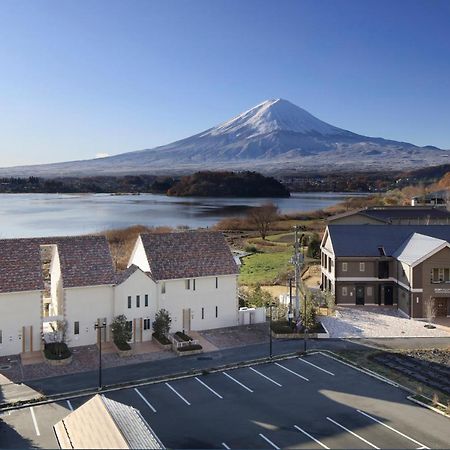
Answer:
xmin=393 ymin=233 xmax=449 ymax=266
xmin=115 ymin=264 xmax=152 ymax=285
xmin=54 ymin=394 xmax=164 ymax=449
xmin=327 ymin=225 xmax=450 ymax=257
xmin=140 ymin=231 xmax=239 ymax=281
xmin=0 ymin=235 xmax=116 ymax=294
xmin=328 ymin=206 xmax=450 ymax=224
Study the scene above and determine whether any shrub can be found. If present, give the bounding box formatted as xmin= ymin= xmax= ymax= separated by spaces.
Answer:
xmin=44 ymin=342 xmax=71 ymax=360
xmin=152 ymin=332 xmax=171 ymax=345
xmin=115 ymin=341 xmax=131 ymax=351
xmin=244 ymin=245 xmax=258 ymax=253
xmin=178 ymin=344 xmax=203 ymax=352
xmin=247 ymin=285 xmax=275 ymax=308
xmin=111 ymin=314 xmax=132 ymax=347
xmin=175 ymin=331 xmax=192 ymax=342
xmin=271 ymin=320 xmax=295 ymax=334
xmin=153 ymin=309 xmax=172 ymax=339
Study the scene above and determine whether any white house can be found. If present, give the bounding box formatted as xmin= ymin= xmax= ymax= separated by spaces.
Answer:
xmin=0 ymin=230 xmax=239 ymax=358
xmin=128 ymin=230 xmax=239 ymax=332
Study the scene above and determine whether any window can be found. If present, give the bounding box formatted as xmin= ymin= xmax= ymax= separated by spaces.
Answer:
xmin=215 ymin=306 xmax=218 ymax=318
xmin=359 ymin=262 xmax=365 ymax=272
xmin=216 ymin=277 xmax=219 ymax=289
xmin=342 ymin=262 xmax=348 ymax=272
xmin=342 ymin=287 xmax=348 ymax=296
xmin=185 ymin=279 xmax=190 ymax=290
xmin=127 ymin=296 xmax=132 ymax=309
xmin=193 ymin=279 xmax=196 ymax=291
xmin=145 ymin=294 xmax=148 ymax=307
xmin=367 ymin=286 xmax=373 ymax=296
xmin=74 ymin=321 xmax=79 ymax=335
xmin=143 ymin=319 xmax=151 ymax=330
xmin=126 ymin=321 xmax=132 ymax=333
xmin=136 ymin=295 xmax=140 ymax=308
xmin=431 ymin=268 xmax=450 ymax=283
xmin=161 ymin=282 xmax=166 ymax=294
xmin=0 ymin=329 xmax=2 ymax=344
xmin=201 ymin=307 xmax=205 ymax=320
xmin=445 ymin=268 xmax=450 ymax=282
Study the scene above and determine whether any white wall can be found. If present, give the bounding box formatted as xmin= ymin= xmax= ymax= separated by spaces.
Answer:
xmin=114 ymin=270 xmax=157 ymax=342
xmin=158 ymin=275 xmax=238 ymax=332
xmin=0 ymin=291 xmax=42 ymax=357
xmin=128 ymin=237 xmax=150 ymax=272
xmin=64 ymin=285 xmax=114 ymax=347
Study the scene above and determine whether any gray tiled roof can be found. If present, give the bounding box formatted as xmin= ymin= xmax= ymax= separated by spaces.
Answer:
xmin=0 ymin=235 xmax=116 ymax=294
xmin=115 ymin=264 xmax=153 ymax=285
xmin=102 ymin=396 xmax=164 ymax=449
xmin=328 ymin=225 xmax=450 ymax=257
xmin=393 ymin=233 xmax=448 ymax=265
xmin=363 ymin=207 xmax=450 ymax=223
xmin=140 ymin=231 xmax=239 ymax=281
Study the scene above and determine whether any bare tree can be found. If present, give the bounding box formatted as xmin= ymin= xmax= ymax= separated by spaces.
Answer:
xmin=247 ymin=203 xmax=279 ymax=240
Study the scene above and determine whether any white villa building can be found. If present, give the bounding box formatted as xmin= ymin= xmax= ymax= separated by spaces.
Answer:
xmin=0 ymin=231 xmax=239 ymax=358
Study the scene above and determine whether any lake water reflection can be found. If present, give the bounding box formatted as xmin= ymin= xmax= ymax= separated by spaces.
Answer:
xmin=0 ymin=192 xmax=367 ymax=238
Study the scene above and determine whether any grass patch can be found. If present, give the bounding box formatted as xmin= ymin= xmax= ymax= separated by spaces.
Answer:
xmin=239 ymin=248 xmax=293 ymax=285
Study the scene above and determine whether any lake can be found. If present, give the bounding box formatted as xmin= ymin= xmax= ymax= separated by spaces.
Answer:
xmin=0 ymin=192 xmax=367 ymax=238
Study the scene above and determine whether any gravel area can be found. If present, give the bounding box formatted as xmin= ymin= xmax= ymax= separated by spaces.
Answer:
xmin=199 ymin=323 xmax=269 ymax=349
xmin=320 ymin=306 xmax=450 ymax=338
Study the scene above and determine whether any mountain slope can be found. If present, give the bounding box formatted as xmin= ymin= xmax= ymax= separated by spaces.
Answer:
xmin=1 ymin=99 xmax=448 ymax=176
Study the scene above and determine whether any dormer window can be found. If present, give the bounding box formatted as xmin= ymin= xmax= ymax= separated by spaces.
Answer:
xmin=378 ymin=246 xmax=386 ymax=257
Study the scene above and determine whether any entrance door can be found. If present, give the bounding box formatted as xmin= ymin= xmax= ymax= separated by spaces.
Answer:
xmin=355 ymin=286 xmax=365 ymax=305
xmin=435 ymin=298 xmax=448 ymax=317
xmin=182 ymin=308 xmax=191 ymax=332
xmin=384 ymin=286 xmax=394 ymax=305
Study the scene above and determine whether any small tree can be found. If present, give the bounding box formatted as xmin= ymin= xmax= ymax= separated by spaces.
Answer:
xmin=247 ymin=285 xmax=275 ymax=308
xmin=306 ymin=233 xmax=321 ymax=259
xmin=324 ymin=290 xmax=336 ymax=316
xmin=111 ymin=314 xmax=132 ymax=346
xmin=48 ymin=320 xmax=69 ymax=358
xmin=301 ymin=290 xmax=318 ymax=329
xmin=153 ymin=309 xmax=172 ymax=338
xmin=247 ymin=203 xmax=279 ymax=240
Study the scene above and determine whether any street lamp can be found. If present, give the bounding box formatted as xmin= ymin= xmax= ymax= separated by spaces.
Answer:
xmin=94 ymin=320 xmax=107 ymax=390
xmin=267 ymin=302 xmax=276 ymax=359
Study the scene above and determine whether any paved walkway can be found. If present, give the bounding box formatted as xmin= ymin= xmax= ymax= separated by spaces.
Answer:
xmin=320 ymin=306 xmax=450 ymax=338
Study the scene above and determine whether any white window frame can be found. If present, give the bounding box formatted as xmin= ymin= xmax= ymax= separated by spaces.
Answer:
xmin=342 ymin=262 xmax=348 ymax=272
xmin=342 ymin=286 xmax=348 ymax=296
xmin=74 ymin=321 xmax=80 ymax=335
xmin=359 ymin=262 xmax=365 ymax=272
xmin=367 ymin=286 xmax=373 ymax=296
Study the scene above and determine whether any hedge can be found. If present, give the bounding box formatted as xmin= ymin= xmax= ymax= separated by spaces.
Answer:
xmin=44 ymin=342 xmax=71 ymax=360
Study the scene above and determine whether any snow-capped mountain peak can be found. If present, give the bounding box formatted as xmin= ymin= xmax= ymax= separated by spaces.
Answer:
xmin=209 ymin=98 xmax=347 ymax=137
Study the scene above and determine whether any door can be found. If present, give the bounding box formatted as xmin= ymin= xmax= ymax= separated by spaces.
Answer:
xmin=435 ymin=298 xmax=448 ymax=317
xmin=355 ymin=286 xmax=365 ymax=305
xmin=182 ymin=308 xmax=191 ymax=332
xmin=384 ymin=286 xmax=394 ymax=305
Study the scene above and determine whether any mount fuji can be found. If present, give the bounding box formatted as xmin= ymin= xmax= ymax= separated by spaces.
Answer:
xmin=1 ymin=99 xmax=448 ymax=176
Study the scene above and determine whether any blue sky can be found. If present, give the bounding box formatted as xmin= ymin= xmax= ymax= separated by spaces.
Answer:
xmin=1 ymin=0 xmax=449 ymax=167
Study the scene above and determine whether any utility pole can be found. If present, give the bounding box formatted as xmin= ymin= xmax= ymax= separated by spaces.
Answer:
xmin=292 ymin=226 xmax=304 ymax=318
xmin=288 ymin=278 xmax=293 ymax=326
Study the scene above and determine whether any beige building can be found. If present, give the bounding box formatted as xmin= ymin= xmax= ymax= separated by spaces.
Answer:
xmin=54 ymin=394 xmax=163 ymax=449
xmin=321 ymin=224 xmax=450 ymax=319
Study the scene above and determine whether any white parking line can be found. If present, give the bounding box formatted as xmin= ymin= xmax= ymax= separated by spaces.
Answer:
xmin=223 ymin=372 xmax=253 ymax=393
xmin=326 ymin=417 xmax=379 ymax=449
xmin=165 ymin=382 xmax=191 ymax=406
xmin=294 ymin=425 xmax=330 ymax=449
xmin=30 ymin=407 xmax=40 ymax=436
xmin=357 ymin=410 xmax=429 ymax=449
xmin=259 ymin=433 xmax=280 ymax=449
xmin=66 ymin=400 xmax=74 ymax=411
xmin=195 ymin=377 xmax=223 ymax=399
xmin=134 ymin=387 xmax=157 ymax=413
xmin=275 ymin=362 xmax=309 ymax=381
xmin=298 ymin=358 xmax=335 ymax=376
xmin=249 ymin=367 xmax=282 ymax=387
xmin=222 ymin=442 xmax=231 ymax=449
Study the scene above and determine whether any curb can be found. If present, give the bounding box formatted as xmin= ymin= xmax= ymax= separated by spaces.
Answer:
xmin=407 ymin=395 xmax=450 ymax=418
xmin=0 ymin=351 xmax=304 ymax=412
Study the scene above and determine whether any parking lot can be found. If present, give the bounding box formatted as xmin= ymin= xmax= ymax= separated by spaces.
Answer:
xmin=1 ymin=352 xmax=449 ymax=449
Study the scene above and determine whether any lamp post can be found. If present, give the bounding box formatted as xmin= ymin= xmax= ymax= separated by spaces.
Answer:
xmin=267 ymin=302 xmax=276 ymax=359
xmin=94 ymin=320 xmax=107 ymax=390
